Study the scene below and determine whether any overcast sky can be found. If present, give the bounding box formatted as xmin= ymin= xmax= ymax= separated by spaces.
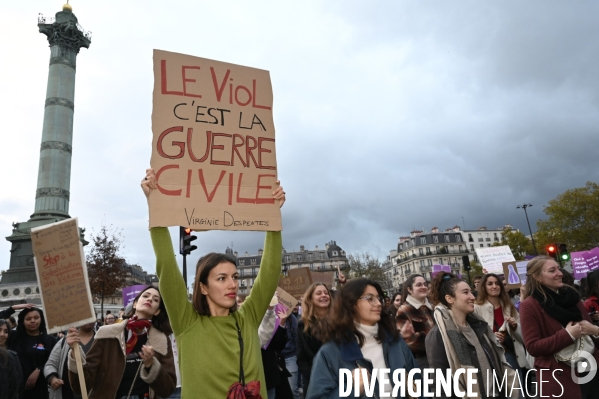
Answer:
xmin=2 ymin=1 xmax=598 ymax=281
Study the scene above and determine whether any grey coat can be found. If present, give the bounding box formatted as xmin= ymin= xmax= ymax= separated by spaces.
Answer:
xmin=44 ymin=338 xmax=70 ymax=399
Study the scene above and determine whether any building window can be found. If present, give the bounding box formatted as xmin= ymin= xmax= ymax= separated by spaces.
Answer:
xmin=468 ymin=234 xmax=473 ymax=242
xmin=459 ymin=245 xmax=463 ymax=252
xmin=455 ymin=235 xmax=461 ymax=242
xmin=478 ymin=238 xmax=484 ymax=242
xmin=320 ymin=253 xmax=326 ymax=260
xmin=321 ymin=262 xmax=325 ymax=268
xmin=332 ymin=251 xmax=338 ymax=256
xmin=487 ymin=244 xmax=491 ymax=247
xmin=399 ymin=244 xmax=403 ymax=251
xmin=420 ymin=236 xmax=427 ymax=244
xmin=284 ymin=255 xmax=290 ymax=263
xmin=411 ymin=238 xmax=415 ymax=245
xmin=251 ymin=268 xmax=256 ymax=276
xmin=239 ymin=269 xmax=245 ymax=277
xmin=307 ymin=253 xmax=313 ymax=261
xmin=420 ymin=260 xmax=425 ymax=267
xmin=251 ymin=258 xmax=256 ymax=265
xmin=433 ymin=235 xmax=439 ymax=243
xmin=426 ymin=247 xmax=431 ymax=255
xmin=480 ymin=244 xmax=484 ymax=248
xmin=427 ymin=259 xmax=433 ymax=266
xmin=297 ymin=255 xmax=303 ymax=262
xmin=470 ymin=244 xmax=474 ymax=250
xmin=419 ymin=248 xmax=424 ymax=255
xmin=310 ymin=263 xmax=314 ymax=269
xmin=444 ymin=235 xmax=450 ymax=242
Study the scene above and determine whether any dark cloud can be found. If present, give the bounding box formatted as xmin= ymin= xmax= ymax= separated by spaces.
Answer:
xmin=2 ymin=1 xmax=598 ymax=280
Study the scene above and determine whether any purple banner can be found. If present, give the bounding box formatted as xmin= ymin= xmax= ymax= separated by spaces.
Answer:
xmin=122 ymin=284 xmax=148 ymax=307
xmin=571 ymin=251 xmax=589 ymax=280
xmin=585 ymin=248 xmax=599 ymax=271
xmin=431 ymin=264 xmax=451 ymax=279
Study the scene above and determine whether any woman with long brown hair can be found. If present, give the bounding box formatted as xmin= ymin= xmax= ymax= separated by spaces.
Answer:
xmin=396 ymin=273 xmax=435 ymax=369
xmin=474 ymin=274 xmax=530 ymax=375
xmin=520 ymin=256 xmax=599 ymax=399
xmin=67 ymin=286 xmax=176 ymax=399
xmin=297 ymin=282 xmax=332 ymax=393
xmin=306 ymin=278 xmax=417 ymax=398
xmin=142 ymin=169 xmax=286 ymax=399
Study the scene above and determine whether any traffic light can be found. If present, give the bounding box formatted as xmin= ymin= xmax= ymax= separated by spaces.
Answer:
xmin=546 ymin=244 xmax=557 ymax=260
xmin=462 ymin=255 xmax=472 ymax=271
xmin=179 ymin=226 xmax=197 ymax=255
xmin=559 ymin=243 xmax=570 ymax=262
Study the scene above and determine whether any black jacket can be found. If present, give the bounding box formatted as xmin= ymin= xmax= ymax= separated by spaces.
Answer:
xmin=296 ymin=320 xmax=324 ymax=388
xmin=261 ymin=325 xmax=288 ymax=391
xmin=0 ymin=349 xmax=23 ymax=399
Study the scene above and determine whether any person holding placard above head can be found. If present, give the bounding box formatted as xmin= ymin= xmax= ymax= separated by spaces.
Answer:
xmin=7 ymin=307 xmax=57 ymax=399
xmin=520 ymin=256 xmax=599 ymax=399
xmin=67 ymin=286 xmax=176 ymax=399
xmin=141 ymin=168 xmax=286 ymax=399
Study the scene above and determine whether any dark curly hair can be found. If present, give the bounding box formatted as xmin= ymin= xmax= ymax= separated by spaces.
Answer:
xmin=328 ymin=278 xmax=399 ymax=346
xmin=429 ymin=272 xmax=462 ymax=308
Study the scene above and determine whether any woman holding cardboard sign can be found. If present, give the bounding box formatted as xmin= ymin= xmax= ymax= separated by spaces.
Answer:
xmin=141 ymin=168 xmax=285 ymax=399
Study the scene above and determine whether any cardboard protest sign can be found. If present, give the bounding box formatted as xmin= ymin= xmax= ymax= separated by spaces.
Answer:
xmin=502 ymin=261 xmax=528 ymax=289
xmin=150 ymin=49 xmax=281 ymax=231
xmin=475 ymin=246 xmax=516 ymax=274
xmin=30 ymin=218 xmax=95 ymax=334
xmin=311 ymin=271 xmax=335 ymax=287
xmin=275 ymin=286 xmax=299 ymax=318
xmin=122 ymin=284 xmax=148 ymax=307
xmin=279 ymin=267 xmax=312 ymax=299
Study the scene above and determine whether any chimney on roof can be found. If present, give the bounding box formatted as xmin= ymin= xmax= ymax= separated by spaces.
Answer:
xmin=300 ymin=245 xmax=305 ymax=251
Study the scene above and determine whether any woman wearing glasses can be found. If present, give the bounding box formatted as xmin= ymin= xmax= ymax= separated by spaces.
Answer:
xmin=306 ymin=278 xmax=418 ymax=398
xmin=396 ymin=274 xmax=435 ymax=369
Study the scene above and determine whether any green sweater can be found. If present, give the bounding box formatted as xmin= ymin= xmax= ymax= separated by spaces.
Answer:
xmin=151 ymin=227 xmax=282 ymax=399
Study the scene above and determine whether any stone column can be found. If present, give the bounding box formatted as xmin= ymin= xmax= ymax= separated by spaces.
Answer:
xmin=1 ymin=6 xmax=90 ymax=287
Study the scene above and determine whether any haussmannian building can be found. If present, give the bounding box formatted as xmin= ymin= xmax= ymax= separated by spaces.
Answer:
xmin=228 ymin=241 xmax=349 ymax=296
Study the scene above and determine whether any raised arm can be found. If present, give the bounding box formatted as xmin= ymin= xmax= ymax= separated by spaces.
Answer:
xmin=239 ymin=231 xmax=282 ymax=326
xmin=151 ymin=227 xmax=196 ymax=335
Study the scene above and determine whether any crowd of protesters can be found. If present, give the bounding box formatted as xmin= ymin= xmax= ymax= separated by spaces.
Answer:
xmin=1 ymin=172 xmax=599 ymax=398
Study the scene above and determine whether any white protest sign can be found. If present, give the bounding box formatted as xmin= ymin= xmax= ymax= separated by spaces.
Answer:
xmin=475 ymin=245 xmax=516 ymax=274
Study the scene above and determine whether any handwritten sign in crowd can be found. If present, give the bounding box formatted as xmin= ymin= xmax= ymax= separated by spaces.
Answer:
xmin=31 ymin=218 xmax=95 ymax=334
xmin=475 ymin=246 xmax=516 ymax=274
xmin=149 ymin=49 xmax=281 ymax=231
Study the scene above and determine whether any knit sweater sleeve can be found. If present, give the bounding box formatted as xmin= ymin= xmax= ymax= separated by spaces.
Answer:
xmin=239 ymin=231 xmax=282 ymax=327
xmin=151 ymin=227 xmax=195 ymax=335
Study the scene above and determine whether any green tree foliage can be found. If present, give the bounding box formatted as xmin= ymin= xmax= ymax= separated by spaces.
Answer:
xmin=347 ymin=252 xmax=392 ymax=290
xmin=536 ymin=182 xmax=599 ymax=251
xmin=86 ymin=224 xmax=127 ymax=301
xmin=491 ymin=228 xmax=533 ymax=260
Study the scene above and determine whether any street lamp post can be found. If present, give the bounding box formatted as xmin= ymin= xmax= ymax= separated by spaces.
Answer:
xmin=517 ymin=203 xmax=538 ymax=256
